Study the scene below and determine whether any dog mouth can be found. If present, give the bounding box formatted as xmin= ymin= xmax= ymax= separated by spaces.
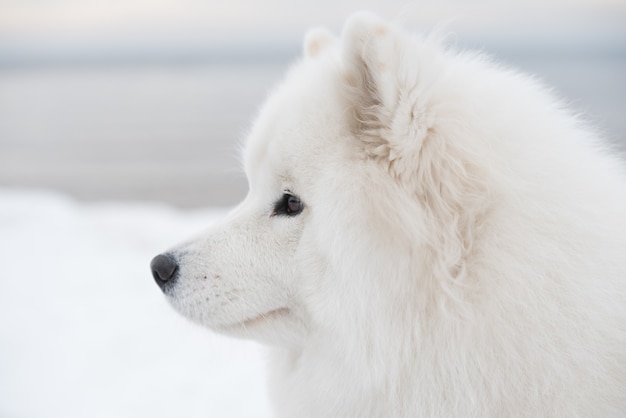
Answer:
xmin=220 ymin=307 xmax=291 ymax=330
xmin=210 ymin=306 xmax=306 ymax=346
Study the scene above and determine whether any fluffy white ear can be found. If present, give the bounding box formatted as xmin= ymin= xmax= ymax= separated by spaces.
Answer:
xmin=303 ymin=28 xmax=337 ymax=58
xmin=341 ymin=13 xmax=490 ymax=285
xmin=340 ymin=12 xmax=434 ymax=167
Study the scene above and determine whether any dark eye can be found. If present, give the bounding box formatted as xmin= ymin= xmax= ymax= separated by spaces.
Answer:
xmin=273 ymin=194 xmax=304 ymax=217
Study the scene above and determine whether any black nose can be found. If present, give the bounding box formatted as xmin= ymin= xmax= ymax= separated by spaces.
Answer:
xmin=151 ymin=253 xmax=179 ymax=290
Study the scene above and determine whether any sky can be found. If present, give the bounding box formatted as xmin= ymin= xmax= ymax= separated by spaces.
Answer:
xmin=1 ymin=0 xmax=625 ymax=48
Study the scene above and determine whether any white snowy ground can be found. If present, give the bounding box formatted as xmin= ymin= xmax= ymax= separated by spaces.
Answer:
xmin=0 ymin=188 xmax=272 ymax=418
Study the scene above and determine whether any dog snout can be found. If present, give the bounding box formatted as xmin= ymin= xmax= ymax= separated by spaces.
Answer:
xmin=150 ymin=253 xmax=179 ymax=290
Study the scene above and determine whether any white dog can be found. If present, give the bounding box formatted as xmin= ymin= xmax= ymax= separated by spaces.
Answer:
xmin=151 ymin=12 xmax=626 ymax=417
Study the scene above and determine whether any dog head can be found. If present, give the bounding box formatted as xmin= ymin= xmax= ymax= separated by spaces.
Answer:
xmin=151 ymin=13 xmax=491 ymax=347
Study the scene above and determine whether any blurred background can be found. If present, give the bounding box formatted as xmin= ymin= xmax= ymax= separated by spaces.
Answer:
xmin=1 ymin=0 xmax=625 ymax=208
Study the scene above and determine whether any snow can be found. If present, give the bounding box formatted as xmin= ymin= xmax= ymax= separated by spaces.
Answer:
xmin=0 ymin=188 xmax=272 ymax=418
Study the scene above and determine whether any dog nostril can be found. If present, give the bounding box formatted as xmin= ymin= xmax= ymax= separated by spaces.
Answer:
xmin=150 ymin=253 xmax=179 ymax=289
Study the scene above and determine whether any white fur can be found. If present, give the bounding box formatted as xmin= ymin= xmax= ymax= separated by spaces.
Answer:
xmin=158 ymin=12 xmax=626 ymax=417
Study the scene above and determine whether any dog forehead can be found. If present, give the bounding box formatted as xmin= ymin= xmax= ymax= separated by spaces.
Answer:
xmin=243 ymin=56 xmax=347 ymax=179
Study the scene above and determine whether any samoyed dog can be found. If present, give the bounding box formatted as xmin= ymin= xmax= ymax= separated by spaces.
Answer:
xmin=151 ymin=12 xmax=626 ymax=417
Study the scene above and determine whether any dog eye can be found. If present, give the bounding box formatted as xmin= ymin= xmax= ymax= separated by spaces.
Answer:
xmin=273 ymin=194 xmax=304 ymax=217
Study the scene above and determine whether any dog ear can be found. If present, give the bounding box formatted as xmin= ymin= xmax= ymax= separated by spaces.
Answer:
xmin=341 ymin=13 xmax=490 ymax=287
xmin=303 ymin=28 xmax=337 ymax=59
xmin=340 ymin=12 xmax=435 ymax=169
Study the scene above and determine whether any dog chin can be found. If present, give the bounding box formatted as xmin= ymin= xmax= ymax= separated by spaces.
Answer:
xmin=215 ymin=308 xmax=307 ymax=347
xmin=166 ymin=293 xmax=308 ymax=347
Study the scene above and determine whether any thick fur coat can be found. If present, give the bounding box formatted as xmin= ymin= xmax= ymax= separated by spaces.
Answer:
xmin=153 ymin=13 xmax=626 ymax=417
